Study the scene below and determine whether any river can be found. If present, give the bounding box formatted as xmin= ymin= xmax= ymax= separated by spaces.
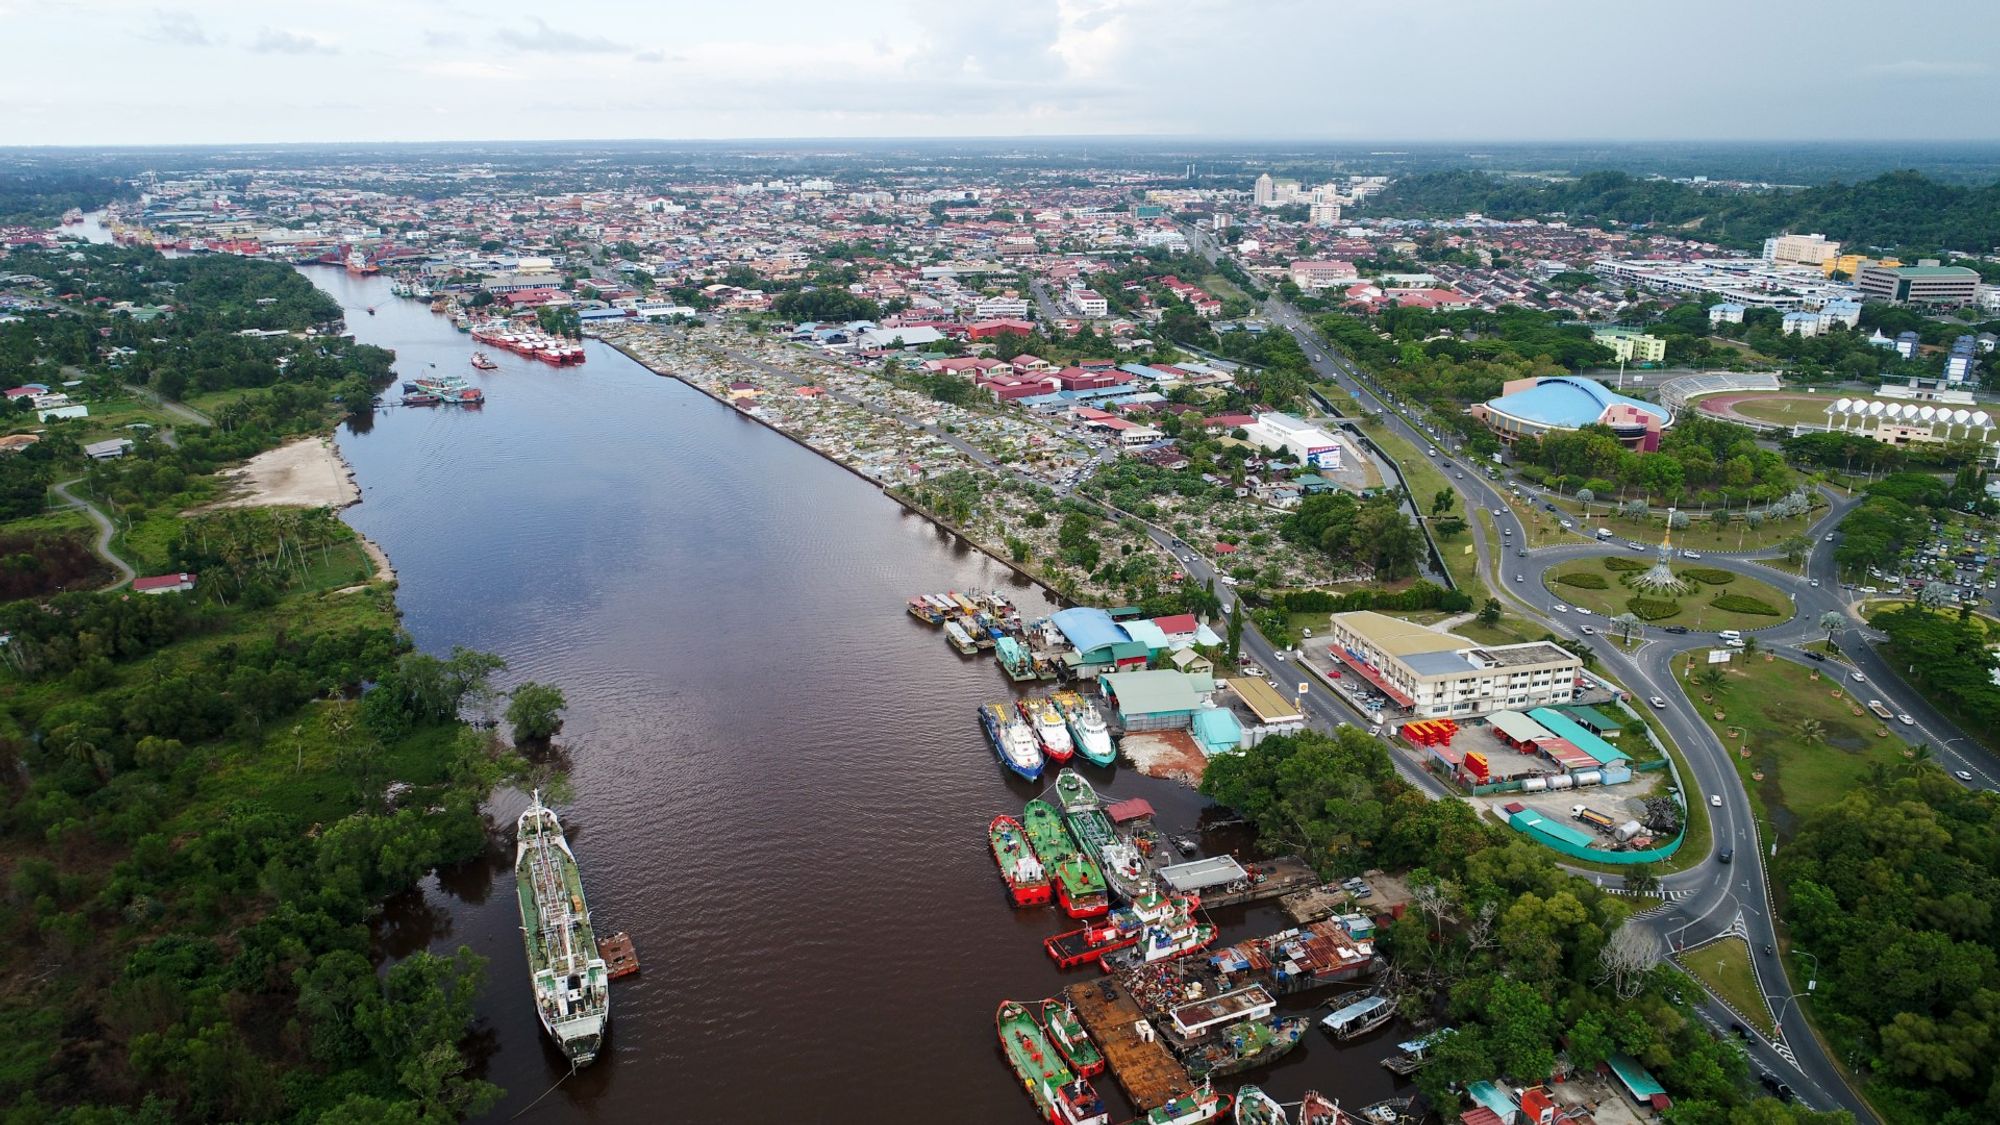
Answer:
xmin=299 ymin=267 xmax=1410 ymax=1123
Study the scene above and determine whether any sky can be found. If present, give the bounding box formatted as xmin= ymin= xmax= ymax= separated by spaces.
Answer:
xmin=4 ymin=0 xmax=1998 ymax=146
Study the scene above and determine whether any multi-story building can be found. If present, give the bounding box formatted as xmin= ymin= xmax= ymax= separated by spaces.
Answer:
xmin=1288 ymin=259 xmax=1359 ymax=289
xmin=1324 ymin=612 xmax=1582 ymax=719
xmin=1071 ymin=290 xmax=1108 ymax=317
xmin=975 ymin=295 xmax=1030 ymax=319
xmin=1591 ymin=328 xmax=1667 ymax=364
xmin=1239 ymin=411 xmax=1346 ymax=469
xmin=1309 ymin=200 xmax=1343 ymax=227
xmin=1253 ymin=174 xmax=1275 ymax=207
xmin=1708 ymin=302 xmax=1746 ymax=325
xmin=1764 ymin=232 xmax=1841 ymax=267
xmin=1855 ymin=261 xmax=1981 ymax=305
xmin=1473 ymin=375 xmax=1670 ymax=451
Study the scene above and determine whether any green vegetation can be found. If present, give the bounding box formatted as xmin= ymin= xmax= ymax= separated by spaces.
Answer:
xmin=1682 ymin=939 xmax=1774 ymax=1038
xmin=1628 ymin=596 xmax=1684 ymax=620
xmin=1711 ymin=593 xmax=1785 ymax=616
xmin=1683 ymin=568 xmax=1737 ymax=585
xmin=1604 ymin=555 xmax=1647 ymax=572
xmin=1557 ymin=572 xmax=1609 ymax=590
xmin=1200 ymin=728 xmax=1810 ymax=1121
xmin=506 ymin=681 xmax=569 ymax=745
xmin=1283 ymin=489 xmax=1426 ymax=581
xmin=1543 ymin=558 xmax=1791 ymax=631
xmin=1873 ymin=605 xmax=2000 ymax=749
xmin=1514 ymin=415 xmax=1796 ymax=508
xmin=0 ymin=171 xmax=129 ymax=224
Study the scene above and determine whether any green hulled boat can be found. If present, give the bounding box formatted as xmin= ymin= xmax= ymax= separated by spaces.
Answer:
xmin=515 ymin=794 xmax=610 ymax=1065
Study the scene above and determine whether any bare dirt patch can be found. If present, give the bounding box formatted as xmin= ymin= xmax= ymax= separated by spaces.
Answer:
xmin=209 ymin=437 xmax=359 ymax=509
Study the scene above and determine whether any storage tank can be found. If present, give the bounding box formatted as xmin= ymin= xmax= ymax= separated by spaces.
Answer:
xmin=1572 ymin=769 xmax=1603 ymax=787
xmin=1613 ymin=820 xmax=1644 ymax=843
xmin=1521 ymin=776 xmax=1549 ymax=792
xmin=1549 ymin=774 xmax=1576 ymax=790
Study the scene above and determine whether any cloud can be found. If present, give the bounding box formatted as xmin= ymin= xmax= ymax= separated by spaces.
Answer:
xmin=494 ymin=16 xmax=620 ymax=54
xmin=634 ymin=48 xmax=666 ymax=64
xmin=1860 ymin=59 xmax=1986 ymax=78
xmin=422 ymin=29 xmax=466 ymax=48
xmin=143 ymin=8 xmax=216 ymax=47
xmin=252 ymin=28 xmax=337 ymax=55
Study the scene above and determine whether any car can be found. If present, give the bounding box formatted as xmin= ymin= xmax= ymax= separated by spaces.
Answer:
xmin=1649 ymin=696 xmax=1667 ymax=709
xmin=1957 ymin=770 xmax=1975 ymax=782
xmin=1731 ymin=1022 xmax=1750 ymax=1038
xmin=1898 ymin=713 xmax=1915 ymax=725
xmin=1516 ymin=549 xmax=1527 ymax=558
xmin=1664 ymin=625 xmax=1690 ymax=635
xmin=1804 ymin=651 xmax=1826 ymax=662
xmin=1710 ymin=794 xmax=1723 ymax=807
xmin=1825 ymin=534 xmax=1835 ymax=542
xmin=1684 ymin=550 xmax=1703 ymax=560
xmin=1628 ymin=541 xmax=1646 ymax=551
xmin=1515 ymin=574 xmax=1524 ymax=582
xmin=1851 ymin=671 xmax=1866 ymax=682
xmin=1581 ymin=625 xmax=1596 ymax=635
xmin=1274 ymin=652 xmax=1287 ymax=662
xmin=1810 ymin=578 xmax=1820 ymax=587
xmin=1718 ymin=847 xmax=1734 ymax=864
xmin=1544 ymin=502 xmax=1558 ymax=512
xmin=1302 ymin=628 xmax=1313 ymax=637
xmin=1759 ymin=1073 xmax=1784 ymax=1095
xmin=1552 ymin=604 xmax=1568 ymax=613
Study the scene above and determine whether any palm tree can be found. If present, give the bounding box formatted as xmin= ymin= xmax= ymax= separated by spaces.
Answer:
xmin=1902 ymin=742 xmax=1935 ymax=776
xmin=1696 ymin=666 xmax=1727 ymax=694
xmin=1611 ymin=612 xmax=1642 ymax=643
xmin=1577 ymin=487 xmax=1595 ymax=516
xmin=1818 ymin=611 xmax=1845 ymax=647
xmin=1742 ymin=633 xmax=1759 ymax=655
xmin=1799 ymin=718 xmax=1827 ymax=745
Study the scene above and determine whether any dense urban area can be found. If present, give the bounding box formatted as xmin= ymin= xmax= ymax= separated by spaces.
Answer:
xmin=3 ymin=135 xmax=2000 ymax=1125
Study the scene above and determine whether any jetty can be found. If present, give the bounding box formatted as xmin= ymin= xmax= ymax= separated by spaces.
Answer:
xmin=1162 ymin=854 xmax=1317 ymax=908
xmin=1064 ymin=979 xmax=1195 ymax=1112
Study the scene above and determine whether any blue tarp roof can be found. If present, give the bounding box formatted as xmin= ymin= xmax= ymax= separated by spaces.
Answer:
xmin=1192 ymin=709 xmax=1242 ymax=756
xmin=1528 ymin=707 xmax=1631 ymax=764
xmin=1466 ymin=1081 xmax=1519 ymax=1119
xmin=1050 ymin=607 xmax=1131 ymax=655
xmin=1608 ymin=1054 xmax=1666 ymax=1100
xmin=1484 ymin=376 xmax=1666 ymax=429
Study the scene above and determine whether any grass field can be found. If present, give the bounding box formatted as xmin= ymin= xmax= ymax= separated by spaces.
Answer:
xmin=1200 ymin=273 xmax=1248 ymax=303
xmin=1721 ymin=392 xmax=1841 ymax=426
xmin=1675 ymin=653 xmax=1906 ymax=841
xmin=1518 ymin=497 xmax=1816 ymax=555
xmin=1682 ymin=937 xmax=1774 ymax=1037
xmin=1543 ymin=556 xmax=1795 ymax=633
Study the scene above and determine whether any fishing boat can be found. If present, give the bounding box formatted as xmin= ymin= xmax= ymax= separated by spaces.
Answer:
xmin=946 ymin=620 xmax=980 ymax=655
xmin=1098 ymin=839 xmax=1157 ymax=902
xmin=1099 ymin=914 xmax=1215 ymax=972
xmin=1053 ymin=690 xmax=1118 ymax=767
xmin=1019 ymin=697 xmax=1075 ymax=762
xmin=1319 ymin=993 xmax=1394 ymax=1040
xmin=1299 ymin=1092 xmax=1349 ymax=1125
xmin=471 ymin=351 xmax=498 ymax=370
xmin=1055 ymin=769 xmax=1101 ymax=815
xmin=1181 ymin=1016 xmax=1310 ymax=1079
xmin=1038 ymin=998 xmax=1106 ymax=1077
xmin=514 ymin=794 xmax=610 ymax=1065
xmin=1236 ymin=1087 xmax=1290 ymax=1125
xmin=983 ymin=703 xmax=1046 ymax=782
xmin=1146 ymin=1085 xmax=1230 ymax=1125
xmin=990 ymin=815 xmax=1052 ymax=907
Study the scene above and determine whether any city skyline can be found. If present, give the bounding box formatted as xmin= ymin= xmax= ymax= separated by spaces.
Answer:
xmin=5 ymin=0 xmax=1998 ymax=146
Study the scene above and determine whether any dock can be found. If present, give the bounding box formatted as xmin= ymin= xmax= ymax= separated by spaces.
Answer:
xmin=1191 ymin=855 xmax=1319 ymax=908
xmin=598 ymin=932 xmax=640 ymax=979
xmin=1064 ymin=979 xmax=1196 ymax=1112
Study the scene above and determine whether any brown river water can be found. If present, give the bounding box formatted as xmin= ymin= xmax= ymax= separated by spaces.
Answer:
xmin=304 ymin=268 xmax=1411 ymax=1123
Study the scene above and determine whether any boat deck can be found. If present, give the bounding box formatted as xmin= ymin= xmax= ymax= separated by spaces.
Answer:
xmin=599 ymin=931 xmax=640 ymax=979
xmin=1063 ymin=980 xmax=1195 ymax=1113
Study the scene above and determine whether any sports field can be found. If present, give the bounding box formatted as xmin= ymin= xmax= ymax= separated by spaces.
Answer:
xmin=1697 ymin=392 xmax=1838 ymax=426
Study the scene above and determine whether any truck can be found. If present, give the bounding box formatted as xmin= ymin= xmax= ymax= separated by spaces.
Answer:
xmin=1866 ymin=700 xmax=1894 ymax=721
xmin=1571 ymin=805 xmax=1616 ymax=831
xmin=1596 ymin=527 xmax=1613 ymax=539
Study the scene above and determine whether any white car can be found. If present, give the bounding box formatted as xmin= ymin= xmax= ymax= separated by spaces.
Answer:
xmin=1553 ymin=604 xmax=1569 ymax=613
xmin=1685 ymin=551 xmax=1703 ymax=560
xmin=1710 ymin=795 xmax=1723 ymax=808
xmin=1274 ymin=652 xmax=1287 ymax=662
xmin=1851 ymin=671 xmax=1866 ymax=683
xmin=1581 ymin=625 xmax=1596 ymax=635
xmin=1957 ymin=770 xmax=1975 ymax=782
xmin=1649 ymin=696 xmax=1667 ymax=709
xmin=1897 ymin=713 xmax=1915 ymax=726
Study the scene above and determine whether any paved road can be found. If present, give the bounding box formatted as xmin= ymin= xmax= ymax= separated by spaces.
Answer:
xmin=122 ymin=382 xmax=213 ymax=428
xmin=51 ymin=478 xmax=135 ymax=590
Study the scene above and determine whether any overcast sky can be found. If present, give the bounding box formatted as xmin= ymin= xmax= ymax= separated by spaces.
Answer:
xmin=5 ymin=0 xmax=1997 ymax=146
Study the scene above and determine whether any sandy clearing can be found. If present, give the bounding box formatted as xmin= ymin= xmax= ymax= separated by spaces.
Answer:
xmin=1119 ymin=730 xmax=1210 ymax=787
xmin=210 ymin=437 xmax=359 ymax=509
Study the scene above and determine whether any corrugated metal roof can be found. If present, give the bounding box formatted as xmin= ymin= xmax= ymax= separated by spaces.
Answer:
xmin=1102 ymin=670 xmax=1204 ymax=716
xmin=1050 ymin=607 xmax=1130 ymax=655
xmin=1528 ymin=707 xmax=1631 ymax=764
xmin=1486 ymin=710 xmax=1551 ymax=743
xmin=1158 ymin=854 xmax=1248 ymax=891
xmin=1508 ymin=806 xmax=1598 ymax=848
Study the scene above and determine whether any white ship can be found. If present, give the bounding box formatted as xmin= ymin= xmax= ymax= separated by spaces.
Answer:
xmin=515 ymin=795 xmax=610 ymax=1065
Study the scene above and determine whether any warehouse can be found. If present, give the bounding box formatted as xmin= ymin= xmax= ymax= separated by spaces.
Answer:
xmin=1099 ymin=669 xmax=1211 ymax=731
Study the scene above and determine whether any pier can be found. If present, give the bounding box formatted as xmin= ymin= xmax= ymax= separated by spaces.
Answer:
xmin=1189 ymin=855 xmax=1319 ymax=908
xmin=1063 ymin=979 xmax=1196 ymax=1113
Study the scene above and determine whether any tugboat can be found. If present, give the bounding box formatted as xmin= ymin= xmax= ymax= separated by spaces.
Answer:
xmin=1021 ymin=697 xmax=1076 ymax=763
xmin=1053 ymin=690 xmax=1117 ymax=767
xmin=1299 ymin=1092 xmax=1349 ymax=1125
xmin=471 ymin=351 xmax=498 ymax=370
xmin=989 ymin=814 xmax=1051 ymax=907
xmin=1054 ymin=769 xmax=1101 ymax=815
xmin=1038 ymin=998 xmax=1106 ymax=1077
xmin=983 ymin=702 xmax=1046 ymax=782
xmin=514 ymin=794 xmax=610 ymax=1065
xmin=1146 ymin=1084 xmax=1230 ymax=1125
xmin=1044 ymin=889 xmax=1196 ymax=968
xmin=1236 ymin=1087 xmax=1290 ymax=1125
xmin=1182 ymin=1016 xmax=1310 ymax=1080
xmin=1098 ymin=913 xmax=1215 ymax=972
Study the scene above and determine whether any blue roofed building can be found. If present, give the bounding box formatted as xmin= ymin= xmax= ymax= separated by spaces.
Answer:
xmin=1050 ymin=608 xmax=1149 ymax=673
xmin=1191 ymin=708 xmax=1243 ymax=756
xmin=1472 ymin=375 xmax=1671 ymax=452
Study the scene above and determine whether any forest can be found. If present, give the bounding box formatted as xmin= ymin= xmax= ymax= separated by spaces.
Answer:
xmin=1369 ymin=170 xmax=2000 ymax=254
xmin=0 ymin=172 xmax=130 ymax=225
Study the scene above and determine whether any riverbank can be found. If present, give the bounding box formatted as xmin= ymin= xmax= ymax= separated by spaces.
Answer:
xmin=205 ymin=434 xmax=396 ymax=582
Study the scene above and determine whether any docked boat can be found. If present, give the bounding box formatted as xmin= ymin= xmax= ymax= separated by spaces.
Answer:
xmin=1181 ymin=1015 xmax=1309 ymax=1079
xmin=1099 ymin=913 xmax=1215 ymax=972
xmin=983 ymin=703 xmax=1046 ymax=782
xmin=989 ymin=815 xmax=1052 ymax=907
xmin=945 ymin=620 xmax=980 ymax=654
xmin=1236 ymin=1087 xmax=1290 ymax=1125
xmin=1299 ymin=1093 xmax=1350 ymax=1125
xmin=403 ymin=392 xmax=442 ymax=406
xmin=514 ymin=794 xmax=610 ymax=1065
xmin=1020 ymin=697 xmax=1075 ymax=762
xmin=1356 ymin=1098 xmax=1417 ymax=1125
xmin=1206 ymin=919 xmax=1383 ymax=995
xmin=997 ymin=635 xmax=1040 ymax=681
xmin=1054 ymin=769 xmax=1100 ymax=815
xmin=1098 ymin=840 xmax=1157 ymax=902
xmin=412 ymin=374 xmax=485 ymax=405
xmin=1044 ymin=889 xmax=1193 ymax=968
xmin=1038 ymin=998 xmax=1106 ymax=1077
xmin=1053 ymin=690 xmax=1117 ymax=767
xmin=471 ymin=351 xmax=498 ymax=370
xmin=1319 ymin=993 xmax=1394 ymax=1040
xmin=1051 ymin=852 xmax=1110 ymax=920
xmin=998 ymin=1001 xmax=1111 ymax=1125
xmin=1146 ymin=1085 xmax=1229 ymax=1125
xmin=907 ymin=596 xmax=946 ymax=625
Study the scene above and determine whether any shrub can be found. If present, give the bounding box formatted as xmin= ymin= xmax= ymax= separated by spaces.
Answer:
xmin=1557 ymin=572 xmax=1609 ymax=590
xmin=1627 ymin=596 xmax=1682 ymax=620
xmin=1712 ymin=593 xmax=1784 ymax=616
xmin=1682 ymin=567 xmax=1736 ymax=585
xmin=1604 ymin=556 xmax=1647 ymax=572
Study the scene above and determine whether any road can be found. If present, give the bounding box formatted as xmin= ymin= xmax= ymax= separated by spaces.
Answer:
xmin=1183 ymin=223 xmax=1879 ymax=1119
xmin=51 ymin=478 xmax=135 ymax=590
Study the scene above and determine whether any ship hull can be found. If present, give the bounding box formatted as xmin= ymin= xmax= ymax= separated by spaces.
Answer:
xmin=516 ymin=800 xmax=612 ymax=1067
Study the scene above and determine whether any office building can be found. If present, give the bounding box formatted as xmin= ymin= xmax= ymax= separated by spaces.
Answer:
xmin=1855 ymin=261 xmax=1980 ymax=305
xmin=1324 ymin=612 xmax=1581 ymax=719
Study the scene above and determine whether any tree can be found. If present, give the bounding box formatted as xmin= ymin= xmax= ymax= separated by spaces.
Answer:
xmin=1799 ymin=718 xmax=1827 ymax=745
xmin=1576 ymin=487 xmax=1595 ymax=515
xmin=1226 ymin=600 xmax=1245 ymax=666
xmin=1478 ymin=599 xmax=1502 ymax=627
xmin=1696 ymin=666 xmax=1727 ymax=693
xmin=1817 ymin=610 xmax=1846 ymax=646
xmin=1432 ymin=488 xmax=1456 ymax=517
xmin=1920 ymin=581 xmax=1956 ymax=609
xmin=505 ymin=682 xmax=567 ymax=745
xmin=1623 ymin=863 xmax=1661 ymax=899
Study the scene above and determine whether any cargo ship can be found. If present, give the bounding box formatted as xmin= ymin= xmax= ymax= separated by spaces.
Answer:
xmin=1182 ymin=1016 xmax=1309 ymax=1080
xmin=989 ymin=814 xmax=1051 ymax=907
xmin=470 ymin=351 xmax=498 ymax=370
xmin=1053 ymin=690 xmax=1117 ymax=766
xmin=1044 ymin=889 xmax=1195 ymax=968
xmin=1236 ymin=1087 xmax=1289 ymax=1125
xmin=1098 ymin=913 xmax=1216 ymax=972
xmin=1147 ymin=1086 xmax=1229 ymax=1125
xmin=1021 ymin=697 xmax=1076 ymax=762
xmin=1024 ymin=800 xmax=1108 ymax=918
xmin=984 ymin=703 xmax=1046 ymax=781
xmin=1038 ymin=998 xmax=1106 ymax=1077
xmin=514 ymin=794 xmax=610 ymax=1065
xmin=996 ymin=1000 xmax=1111 ymax=1125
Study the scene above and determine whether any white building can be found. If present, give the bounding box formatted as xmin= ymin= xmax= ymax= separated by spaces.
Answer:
xmin=1309 ymin=200 xmax=1343 ymax=227
xmin=1708 ymin=302 xmax=1746 ymax=325
xmin=975 ymin=296 xmax=1030 ymax=319
xmin=1765 ymin=233 xmax=1841 ymax=267
xmin=1240 ymin=412 xmax=1345 ymax=469
xmin=1782 ymin=311 xmax=1822 ymax=337
xmin=1071 ymin=290 xmax=1108 ymax=317
xmin=1253 ymin=174 xmax=1275 ymax=207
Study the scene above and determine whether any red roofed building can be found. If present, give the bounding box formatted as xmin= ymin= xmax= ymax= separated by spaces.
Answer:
xmin=1387 ymin=287 xmax=1475 ymax=311
xmin=1458 ymin=1109 xmax=1505 ymax=1125
xmin=1152 ymin=613 xmax=1198 ymax=641
xmin=984 ymin=376 xmax=1059 ymax=402
xmin=1213 ymin=541 xmax=1239 ymax=555
xmin=965 ymin=318 xmax=1034 ymax=340
xmin=1054 ymin=367 xmax=1135 ymax=391
xmin=1205 ymin=413 xmax=1258 ymax=431
xmin=1519 ymin=1087 xmax=1559 ymax=1125
xmin=132 ymin=572 xmax=197 ymax=595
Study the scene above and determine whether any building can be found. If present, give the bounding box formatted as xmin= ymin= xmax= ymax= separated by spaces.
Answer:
xmin=1049 ymin=607 xmax=1150 ymax=673
xmin=132 ymin=572 xmax=198 ymax=595
xmin=1289 ymin=259 xmax=1358 ymax=289
xmin=1855 ymin=261 xmax=1980 ymax=305
xmin=1472 ymin=375 xmax=1671 ymax=452
xmin=1707 ymin=302 xmax=1745 ymax=325
xmin=1253 ymin=173 xmax=1275 ymax=207
xmin=1781 ymin=310 xmax=1822 ymax=337
xmin=1071 ymin=290 xmax=1108 ymax=317
xmin=1764 ymin=232 xmax=1841 ymax=267
xmin=974 ymin=296 xmax=1030 ymax=319
xmin=1239 ymin=411 xmax=1346 ymax=469
xmin=1324 ymin=612 xmax=1582 ymax=720
xmin=1308 ymin=200 xmax=1342 ymax=227
xmin=1099 ymin=669 xmax=1211 ymax=731
xmin=83 ymin=438 xmax=133 ymax=459
xmin=1591 ymin=328 xmax=1666 ymax=364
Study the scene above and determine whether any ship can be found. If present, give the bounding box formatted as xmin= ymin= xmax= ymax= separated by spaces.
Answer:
xmin=996 ymin=635 xmax=1040 ymax=681
xmin=345 ymin=249 xmax=379 ymax=276
xmin=1053 ymin=690 xmax=1117 ymax=767
xmin=1044 ymin=889 xmax=1196 ymax=968
xmin=1054 ymin=769 xmax=1101 ymax=815
xmin=984 ymin=703 xmax=1046 ymax=782
xmin=1099 ymin=913 xmax=1216 ymax=973
xmin=1146 ymin=1085 xmax=1230 ymax=1125
xmin=997 ymin=1000 xmax=1111 ymax=1125
xmin=514 ymin=794 xmax=610 ymax=1065
xmin=471 ymin=351 xmax=499 ymax=370
xmin=1024 ymin=800 xmax=1108 ymax=919
xmin=945 ymin=620 xmax=980 ymax=655
xmin=1356 ymin=1098 xmax=1417 ymax=1125
xmin=1205 ymin=919 xmax=1383 ymax=995
xmin=471 ymin=320 xmax=585 ymax=365
xmin=1098 ymin=840 xmax=1157 ymax=902
xmin=1038 ymin=998 xmax=1106 ymax=1077
xmin=1236 ymin=1087 xmax=1290 ymax=1125
xmin=1021 ymin=697 xmax=1075 ymax=762
xmin=1319 ymin=993 xmax=1394 ymax=1041
xmin=907 ymin=596 xmax=946 ymax=625
xmin=403 ymin=392 xmax=442 ymax=406
xmin=990 ymin=814 xmax=1052 ymax=907
xmin=1299 ymin=1093 xmax=1351 ymax=1125
xmin=411 ymin=374 xmax=485 ymax=405
xmin=1181 ymin=1015 xmax=1309 ymax=1079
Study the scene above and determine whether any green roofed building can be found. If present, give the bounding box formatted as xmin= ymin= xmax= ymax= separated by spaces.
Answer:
xmin=1607 ymin=1053 xmax=1670 ymax=1112
xmin=1100 ymin=669 xmax=1208 ymax=732
xmin=1561 ymin=704 xmax=1622 ymax=739
xmin=1527 ymin=706 xmax=1630 ymax=764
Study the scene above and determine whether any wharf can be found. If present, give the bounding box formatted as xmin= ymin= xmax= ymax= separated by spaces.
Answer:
xmin=1063 ymin=980 xmax=1196 ymax=1112
xmin=1195 ymin=855 xmax=1318 ymax=908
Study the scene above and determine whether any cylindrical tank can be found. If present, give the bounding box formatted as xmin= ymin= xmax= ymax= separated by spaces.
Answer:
xmin=1613 ymin=820 xmax=1644 ymax=843
xmin=1573 ymin=769 xmax=1603 ymax=787
xmin=1522 ymin=776 xmax=1549 ymax=792
xmin=1549 ymin=774 xmax=1576 ymax=790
